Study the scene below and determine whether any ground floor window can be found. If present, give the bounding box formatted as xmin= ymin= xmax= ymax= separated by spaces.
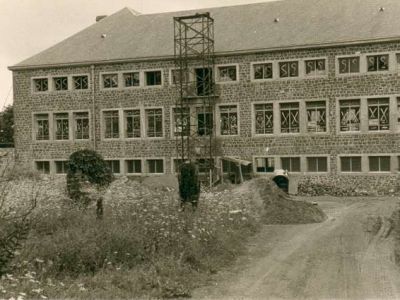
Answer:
xmin=281 ymin=157 xmax=300 ymax=172
xmin=255 ymin=157 xmax=275 ymax=173
xmin=55 ymin=161 xmax=68 ymax=174
xmin=36 ymin=161 xmax=50 ymax=174
xmin=147 ymin=159 xmax=164 ymax=174
xmin=369 ymin=156 xmax=390 ymax=172
xmin=307 ymin=157 xmax=327 ymax=172
xmin=340 ymin=156 xmax=361 ymax=172
xmin=106 ymin=160 xmax=120 ymax=174
xmin=126 ymin=159 xmax=142 ymax=174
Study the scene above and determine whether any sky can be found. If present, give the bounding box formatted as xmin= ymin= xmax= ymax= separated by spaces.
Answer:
xmin=0 ymin=0 xmax=277 ymax=110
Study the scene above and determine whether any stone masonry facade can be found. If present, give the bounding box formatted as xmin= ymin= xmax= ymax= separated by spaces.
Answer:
xmin=12 ymin=41 xmax=400 ymax=192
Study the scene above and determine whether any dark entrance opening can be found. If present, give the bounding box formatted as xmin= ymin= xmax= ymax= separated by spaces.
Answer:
xmin=273 ymin=175 xmax=289 ymax=193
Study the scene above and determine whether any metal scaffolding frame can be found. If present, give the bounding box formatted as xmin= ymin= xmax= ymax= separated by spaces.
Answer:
xmin=173 ymin=13 xmax=217 ymax=185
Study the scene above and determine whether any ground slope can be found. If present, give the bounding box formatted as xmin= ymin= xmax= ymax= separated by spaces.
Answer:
xmin=193 ymin=196 xmax=400 ymax=299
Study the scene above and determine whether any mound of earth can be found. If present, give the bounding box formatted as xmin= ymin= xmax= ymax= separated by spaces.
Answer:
xmin=246 ymin=177 xmax=327 ymax=224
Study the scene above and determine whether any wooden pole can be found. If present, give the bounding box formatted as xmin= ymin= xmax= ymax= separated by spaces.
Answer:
xmin=238 ymin=162 xmax=243 ymax=183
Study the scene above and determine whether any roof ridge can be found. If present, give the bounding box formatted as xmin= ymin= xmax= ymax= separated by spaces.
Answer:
xmin=126 ymin=7 xmax=141 ymax=16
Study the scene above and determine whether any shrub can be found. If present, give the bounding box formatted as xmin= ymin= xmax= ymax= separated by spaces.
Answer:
xmin=178 ymin=162 xmax=200 ymax=209
xmin=66 ymin=149 xmax=112 ymax=210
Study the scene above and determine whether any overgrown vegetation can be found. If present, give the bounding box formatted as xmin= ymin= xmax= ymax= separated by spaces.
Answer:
xmin=0 ymin=105 xmax=14 ymax=147
xmin=66 ymin=149 xmax=112 ymax=216
xmin=0 ymin=177 xmax=260 ymax=299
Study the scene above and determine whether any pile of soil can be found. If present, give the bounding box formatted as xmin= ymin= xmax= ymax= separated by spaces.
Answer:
xmin=247 ymin=177 xmax=327 ymax=224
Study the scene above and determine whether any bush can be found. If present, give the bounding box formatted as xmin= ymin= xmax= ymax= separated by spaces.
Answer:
xmin=178 ymin=162 xmax=200 ymax=208
xmin=66 ymin=149 xmax=112 ymax=208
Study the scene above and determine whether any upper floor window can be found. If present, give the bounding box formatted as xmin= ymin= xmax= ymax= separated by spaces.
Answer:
xmin=73 ymin=75 xmax=88 ymax=90
xmin=279 ymin=61 xmax=299 ymax=78
xmin=367 ymin=54 xmax=389 ymax=72
xmin=339 ymin=99 xmax=360 ymax=132
xmin=124 ymin=110 xmax=141 ymax=138
xmin=307 ymin=157 xmax=327 ymax=172
xmin=217 ymin=65 xmax=237 ymax=82
xmin=123 ymin=72 xmax=140 ymax=87
xmin=146 ymin=108 xmax=163 ymax=137
xmin=305 ymin=59 xmax=326 ymax=76
xmin=255 ymin=157 xmax=274 ymax=173
xmin=369 ymin=156 xmax=390 ymax=172
xmin=103 ymin=111 xmax=119 ymax=139
xmin=253 ymin=63 xmax=273 ymax=80
xmin=103 ymin=74 xmax=118 ymax=89
xmin=340 ymin=156 xmax=361 ymax=172
xmin=220 ymin=105 xmax=238 ymax=135
xmin=53 ymin=77 xmax=68 ymax=91
xmin=368 ymin=98 xmax=389 ymax=131
xmin=74 ymin=112 xmax=89 ymax=140
xmin=281 ymin=157 xmax=300 ymax=172
xmin=171 ymin=69 xmax=188 ymax=85
xmin=145 ymin=71 xmax=162 ymax=86
xmin=306 ymin=101 xmax=326 ymax=132
xmin=196 ymin=68 xmax=213 ymax=96
xmin=280 ymin=102 xmax=299 ymax=133
xmin=197 ymin=107 xmax=213 ymax=136
xmin=173 ymin=107 xmax=190 ymax=137
xmin=33 ymin=78 xmax=48 ymax=92
xmin=34 ymin=114 xmax=49 ymax=140
xmin=338 ymin=57 xmax=360 ymax=74
xmin=254 ymin=103 xmax=273 ymax=134
xmin=54 ymin=113 xmax=69 ymax=140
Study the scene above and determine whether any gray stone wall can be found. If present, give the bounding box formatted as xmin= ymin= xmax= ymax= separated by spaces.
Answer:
xmin=12 ymin=41 xmax=400 ymax=189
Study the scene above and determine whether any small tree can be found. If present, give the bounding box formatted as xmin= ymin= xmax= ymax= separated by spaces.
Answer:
xmin=0 ymin=105 xmax=14 ymax=147
xmin=178 ymin=162 xmax=200 ymax=210
xmin=66 ymin=149 xmax=112 ymax=217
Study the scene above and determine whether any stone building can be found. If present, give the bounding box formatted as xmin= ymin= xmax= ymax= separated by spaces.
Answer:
xmin=8 ymin=0 xmax=400 ymax=192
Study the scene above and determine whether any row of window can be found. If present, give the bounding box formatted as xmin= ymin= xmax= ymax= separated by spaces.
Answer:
xmin=32 ymin=51 xmax=400 ymax=93
xmin=32 ymin=96 xmax=400 ymax=141
xmin=254 ymin=155 xmax=398 ymax=173
xmin=35 ymin=155 xmax=400 ymax=175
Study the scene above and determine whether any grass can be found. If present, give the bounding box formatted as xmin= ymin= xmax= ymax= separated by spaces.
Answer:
xmin=0 ymin=176 xmax=261 ymax=299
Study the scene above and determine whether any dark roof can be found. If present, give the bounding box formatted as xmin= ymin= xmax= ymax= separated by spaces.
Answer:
xmin=11 ymin=0 xmax=400 ymax=69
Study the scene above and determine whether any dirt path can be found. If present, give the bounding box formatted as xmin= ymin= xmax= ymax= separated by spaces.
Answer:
xmin=193 ymin=196 xmax=400 ymax=299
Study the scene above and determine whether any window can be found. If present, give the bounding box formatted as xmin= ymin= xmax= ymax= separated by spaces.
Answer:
xmin=147 ymin=159 xmax=164 ymax=173
xmin=173 ymin=107 xmax=190 ymax=136
xmin=173 ymin=159 xmax=185 ymax=173
xmin=367 ymin=54 xmax=389 ymax=72
xmin=54 ymin=113 xmax=69 ymax=140
xmin=253 ymin=63 xmax=273 ymax=80
xmin=220 ymin=105 xmax=238 ymax=135
xmin=33 ymin=78 xmax=48 ymax=92
xmin=369 ymin=156 xmax=390 ymax=172
xmin=339 ymin=99 xmax=360 ymax=132
xmin=55 ymin=161 xmax=68 ymax=174
xmin=103 ymin=111 xmax=119 ymax=139
xmin=106 ymin=160 xmax=120 ymax=174
xmin=280 ymin=102 xmax=299 ymax=133
xmin=36 ymin=161 xmax=50 ymax=174
xmin=146 ymin=108 xmax=163 ymax=137
xmin=340 ymin=157 xmax=361 ymax=172
xmin=145 ymin=71 xmax=162 ymax=86
xmin=368 ymin=98 xmax=389 ymax=131
xmin=217 ymin=65 xmax=237 ymax=82
xmin=171 ymin=69 xmax=188 ymax=85
xmin=307 ymin=157 xmax=327 ymax=172
xmin=197 ymin=107 xmax=213 ymax=136
xmin=279 ymin=61 xmax=299 ymax=78
xmin=74 ymin=112 xmax=89 ymax=140
xmin=255 ymin=157 xmax=275 ymax=173
xmin=196 ymin=68 xmax=213 ymax=96
xmin=53 ymin=77 xmax=68 ymax=91
xmin=126 ymin=160 xmax=142 ymax=174
xmin=35 ymin=114 xmax=49 ymax=140
xmin=281 ymin=157 xmax=300 ymax=172
xmin=124 ymin=110 xmax=141 ymax=138
xmin=305 ymin=59 xmax=326 ymax=76
xmin=338 ymin=57 xmax=360 ymax=74
xmin=306 ymin=101 xmax=326 ymax=132
xmin=196 ymin=159 xmax=214 ymax=173
xmin=73 ymin=76 xmax=88 ymax=90
xmin=254 ymin=103 xmax=273 ymax=134
xmin=103 ymin=74 xmax=118 ymax=88
xmin=123 ymin=72 xmax=140 ymax=87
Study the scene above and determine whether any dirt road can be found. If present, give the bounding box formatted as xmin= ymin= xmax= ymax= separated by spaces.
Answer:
xmin=193 ymin=196 xmax=400 ymax=299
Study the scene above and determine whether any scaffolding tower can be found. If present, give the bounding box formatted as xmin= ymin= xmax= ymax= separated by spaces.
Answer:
xmin=173 ymin=13 xmax=217 ymax=184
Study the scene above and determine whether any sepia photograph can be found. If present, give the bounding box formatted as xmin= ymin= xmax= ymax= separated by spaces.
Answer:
xmin=1 ymin=0 xmax=400 ymax=298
